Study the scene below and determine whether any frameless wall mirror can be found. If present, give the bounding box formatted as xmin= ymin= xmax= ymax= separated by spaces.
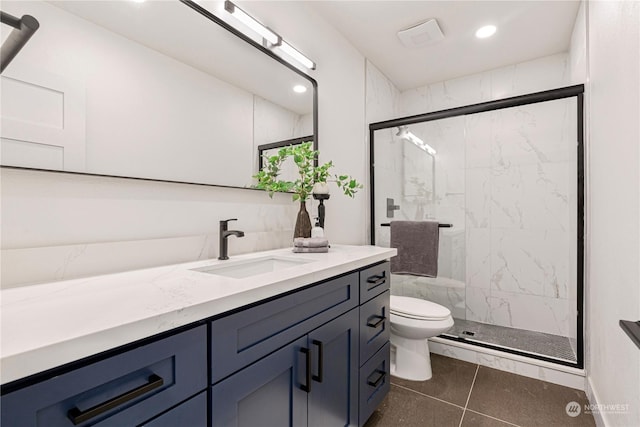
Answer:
xmin=0 ymin=0 xmax=317 ymax=188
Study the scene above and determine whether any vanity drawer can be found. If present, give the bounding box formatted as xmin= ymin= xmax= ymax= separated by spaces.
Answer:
xmin=359 ymin=290 xmax=390 ymax=366
xmin=140 ymin=391 xmax=207 ymax=427
xmin=211 ymin=272 xmax=358 ymax=383
xmin=359 ymin=261 xmax=390 ymax=303
xmin=1 ymin=325 xmax=207 ymax=427
xmin=359 ymin=342 xmax=391 ymax=426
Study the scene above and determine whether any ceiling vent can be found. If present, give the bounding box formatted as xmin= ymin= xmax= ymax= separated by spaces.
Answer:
xmin=397 ymin=19 xmax=444 ymax=48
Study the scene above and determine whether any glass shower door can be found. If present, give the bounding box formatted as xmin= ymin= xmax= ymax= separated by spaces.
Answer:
xmin=371 ymin=92 xmax=581 ymax=366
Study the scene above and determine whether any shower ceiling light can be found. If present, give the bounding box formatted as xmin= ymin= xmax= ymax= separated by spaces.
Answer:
xmin=293 ymin=85 xmax=307 ymax=93
xmin=396 ymin=126 xmax=437 ymax=156
xmin=224 ymin=0 xmax=279 ymax=45
xmin=475 ymin=25 xmax=497 ymax=39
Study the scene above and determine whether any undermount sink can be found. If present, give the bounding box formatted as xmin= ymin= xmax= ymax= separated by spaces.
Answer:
xmin=191 ymin=256 xmax=315 ymax=279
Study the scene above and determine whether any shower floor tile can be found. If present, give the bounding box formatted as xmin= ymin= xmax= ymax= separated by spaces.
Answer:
xmin=443 ymin=318 xmax=577 ymax=363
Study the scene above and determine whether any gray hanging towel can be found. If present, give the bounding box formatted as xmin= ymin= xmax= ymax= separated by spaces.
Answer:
xmin=390 ymin=220 xmax=439 ymax=277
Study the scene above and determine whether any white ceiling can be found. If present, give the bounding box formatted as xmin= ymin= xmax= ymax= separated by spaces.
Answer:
xmin=309 ymin=1 xmax=581 ymax=91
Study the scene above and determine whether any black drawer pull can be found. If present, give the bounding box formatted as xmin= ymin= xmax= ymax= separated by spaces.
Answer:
xmin=312 ymin=340 xmax=324 ymax=383
xmin=67 ymin=374 xmax=164 ymax=425
xmin=300 ymin=347 xmax=311 ymax=393
xmin=366 ymin=315 xmax=386 ymax=328
xmin=366 ymin=274 xmax=386 ymax=287
xmin=367 ymin=370 xmax=386 ymax=388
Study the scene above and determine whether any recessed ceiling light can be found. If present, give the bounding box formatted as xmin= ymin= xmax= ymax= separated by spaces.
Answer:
xmin=131 ymin=0 xmax=145 ymax=3
xmin=293 ymin=85 xmax=307 ymax=93
xmin=475 ymin=25 xmax=497 ymax=39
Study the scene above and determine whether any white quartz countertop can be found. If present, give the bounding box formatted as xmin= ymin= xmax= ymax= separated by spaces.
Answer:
xmin=0 ymin=245 xmax=396 ymax=385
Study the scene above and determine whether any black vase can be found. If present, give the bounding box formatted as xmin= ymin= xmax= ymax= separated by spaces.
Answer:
xmin=294 ymin=201 xmax=312 ymax=239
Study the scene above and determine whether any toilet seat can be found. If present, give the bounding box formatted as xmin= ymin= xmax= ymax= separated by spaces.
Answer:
xmin=390 ymin=295 xmax=451 ymax=321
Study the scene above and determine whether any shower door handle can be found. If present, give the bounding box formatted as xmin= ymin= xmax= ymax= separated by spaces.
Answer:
xmin=386 ymin=198 xmax=400 ymax=218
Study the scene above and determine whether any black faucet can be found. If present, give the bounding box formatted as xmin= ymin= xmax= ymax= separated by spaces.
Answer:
xmin=218 ymin=219 xmax=244 ymax=260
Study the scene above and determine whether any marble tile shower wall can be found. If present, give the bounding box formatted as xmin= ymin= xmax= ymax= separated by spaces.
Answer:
xmin=463 ymin=99 xmax=577 ymax=337
xmin=378 ymin=54 xmax=577 ymax=338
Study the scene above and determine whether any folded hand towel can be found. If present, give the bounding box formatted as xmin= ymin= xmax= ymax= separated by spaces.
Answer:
xmin=292 ymin=246 xmax=329 ymax=253
xmin=294 ymin=237 xmax=329 ymax=248
xmin=390 ymin=220 xmax=439 ymax=277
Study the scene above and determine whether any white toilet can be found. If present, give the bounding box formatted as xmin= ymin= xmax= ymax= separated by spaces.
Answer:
xmin=389 ymin=295 xmax=454 ymax=381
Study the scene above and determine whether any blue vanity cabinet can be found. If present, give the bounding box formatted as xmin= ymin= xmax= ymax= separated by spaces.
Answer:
xmin=210 ymin=272 xmax=359 ymax=384
xmin=211 ymin=336 xmax=309 ymax=427
xmin=307 ymin=308 xmax=359 ymax=427
xmin=211 ymin=309 xmax=360 ymax=427
xmin=357 ymin=261 xmax=391 ymax=426
xmin=0 ymin=325 xmax=207 ymax=427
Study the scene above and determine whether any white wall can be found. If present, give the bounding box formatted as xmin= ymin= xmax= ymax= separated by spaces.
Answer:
xmin=1 ymin=1 xmax=368 ymax=288
xmin=585 ymin=1 xmax=640 ymax=426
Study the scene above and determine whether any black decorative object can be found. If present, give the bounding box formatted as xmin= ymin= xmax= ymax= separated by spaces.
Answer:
xmin=313 ymin=193 xmax=330 ymax=229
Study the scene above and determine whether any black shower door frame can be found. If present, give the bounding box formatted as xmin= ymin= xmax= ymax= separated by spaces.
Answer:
xmin=368 ymin=84 xmax=585 ymax=369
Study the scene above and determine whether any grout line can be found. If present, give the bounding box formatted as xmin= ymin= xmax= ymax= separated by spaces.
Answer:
xmin=459 ymin=364 xmax=480 ymax=427
xmin=390 ymin=383 xmax=465 ymax=410
xmin=465 ymin=409 xmax=522 ymax=427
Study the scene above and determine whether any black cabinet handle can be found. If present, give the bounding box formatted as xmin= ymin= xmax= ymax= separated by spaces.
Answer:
xmin=366 ymin=274 xmax=386 ymax=286
xmin=312 ymin=340 xmax=324 ymax=383
xmin=300 ymin=347 xmax=311 ymax=393
xmin=367 ymin=370 xmax=386 ymax=388
xmin=67 ymin=374 xmax=164 ymax=425
xmin=367 ymin=315 xmax=386 ymax=328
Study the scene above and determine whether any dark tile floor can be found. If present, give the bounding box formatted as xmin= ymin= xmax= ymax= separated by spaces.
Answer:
xmin=364 ymin=354 xmax=595 ymax=427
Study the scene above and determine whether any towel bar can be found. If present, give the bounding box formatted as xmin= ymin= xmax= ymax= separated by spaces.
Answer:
xmin=0 ymin=11 xmax=40 ymax=74
xmin=620 ymin=320 xmax=640 ymax=350
xmin=380 ymin=223 xmax=452 ymax=228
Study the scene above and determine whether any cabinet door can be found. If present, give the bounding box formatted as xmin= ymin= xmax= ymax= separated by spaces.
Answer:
xmin=211 ymin=336 xmax=308 ymax=427
xmin=308 ymin=309 xmax=359 ymax=427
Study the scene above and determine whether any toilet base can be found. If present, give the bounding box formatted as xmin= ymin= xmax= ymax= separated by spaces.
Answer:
xmin=390 ymin=335 xmax=433 ymax=381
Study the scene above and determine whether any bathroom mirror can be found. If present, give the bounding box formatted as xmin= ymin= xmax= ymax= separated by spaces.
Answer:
xmin=0 ymin=0 xmax=316 ymax=188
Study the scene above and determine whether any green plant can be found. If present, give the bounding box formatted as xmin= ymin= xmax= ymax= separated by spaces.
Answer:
xmin=253 ymin=142 xmax=363 ymax=201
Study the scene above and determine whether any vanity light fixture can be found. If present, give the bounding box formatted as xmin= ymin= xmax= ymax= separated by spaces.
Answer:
xmin=224 ymin=0 xmax=316 ymax=71
xmin=475 ymin=25 xmax=497 ymax=39
xmin=396 ymin=126 xmax=437 ymax=156
xmin=224 ymin=0 xmax=279 ymax=45
xmin=293 ymin=84 xmax=307 ymax=93
xmin=275 ymin=40 xmax=316 ymax=70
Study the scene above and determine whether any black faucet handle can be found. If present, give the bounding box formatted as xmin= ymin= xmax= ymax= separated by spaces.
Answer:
xmin=220 ymin=218 xmax=237 ymax=227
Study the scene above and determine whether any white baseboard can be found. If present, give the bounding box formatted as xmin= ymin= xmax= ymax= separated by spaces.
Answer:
xmin=585 ymin=376 xmax=607 ymax=427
